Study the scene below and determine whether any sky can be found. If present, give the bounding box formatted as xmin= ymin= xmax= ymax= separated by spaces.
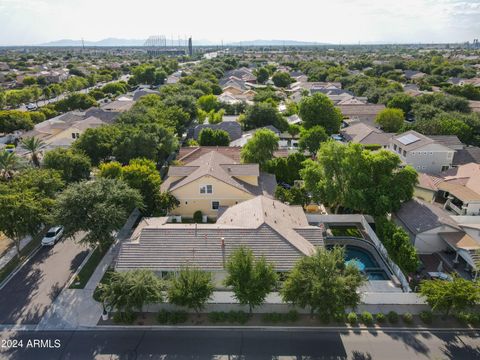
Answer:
xmin=0 ymin=0 xmax=479 ymax=45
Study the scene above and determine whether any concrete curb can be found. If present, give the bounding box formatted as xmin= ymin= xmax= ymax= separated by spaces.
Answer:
xmin=0 ymin=244 xmax=41 ymax=291
xmin=1 ymin=324 xmax=479 ymax=333
xmin=65 ymin=247 xmax=95 ymax=288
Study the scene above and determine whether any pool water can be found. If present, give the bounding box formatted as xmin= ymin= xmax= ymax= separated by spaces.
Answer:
xmin=329 ymin=245 xmax=389 ymax=281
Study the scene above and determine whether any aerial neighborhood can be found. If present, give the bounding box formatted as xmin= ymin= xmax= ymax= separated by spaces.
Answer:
xmin=0 ymin=40 xmax=480 ymax=347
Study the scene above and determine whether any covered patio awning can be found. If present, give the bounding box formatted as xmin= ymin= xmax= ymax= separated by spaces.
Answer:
xmin=439 ymin=232 xmax=480 ymax=251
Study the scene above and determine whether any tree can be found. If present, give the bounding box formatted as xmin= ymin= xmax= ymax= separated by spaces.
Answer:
xmin=298 ymin=126 xmax=329 ymax=155
xmin=375 ymin=108 xmax=405 ymax=132
xmin=55 ymin=178 xmax=143 ymax=251
xmin=54 ymin=93 xmax=97 ymax=112
xmin=255 ymin=67 xmax=270 ymax=84
xmin=0 ymin=110 xmax=34 ymax=133
xmin=43 ymin=148 xmax=91 ymax=183
xmin=387 ymin=93 xmax=414 ymax=116
xmin=198 ymin=128 xmax=230 ymax=146
xmin=0 ymin=151 xmax=25 ymax=180
xmin=420 ymin=275 xmax=480 ymax=317
xmin=99 ymin=158 xmax=161 ymax=215
xmin=156 ymin=191 xmax=179 ymax=215
xmin=113 ymin=123 xmax=178 ymax=165
xmin=264 ymin=152 xmax=307 ymax=185
xmin=275 ymin=186 xmax=310 ymax=207
xmin=20 ymin=136 xmax=45 ymax=167
xmin=299 ymin=93 xmax=342 ymax=134
xmin=73 ymin=126 xmax=120 ymax=166
xmin=241 ymin=102 xmax=288 ymax=131
xmin=281 ymin=246 xmax=365 ymax=320
xmin=99 ymin=270 xmax=164 ymax=316
xmin=301 ymin=142 xmax=417 ymax=215
xmin=272 ymin=72 xmax=293 ymax=88
xmin=241 ymin=129 xmax=279 ymax=168
xmin=0 ymin=168 xmax=63 ymax=256
xmin=167 ymin=266 xmax=214 ymax=314
xmin=197 ymin=94 xmax=220 ymax=113
xmin=224 ymin=246 xmax=278 ymax=313
xmin=375 ymin=217 xmax=419 ymax=274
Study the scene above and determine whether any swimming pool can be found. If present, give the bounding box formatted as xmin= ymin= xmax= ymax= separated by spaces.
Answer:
xmin=328 ymin=245 xmax=389 ymax=281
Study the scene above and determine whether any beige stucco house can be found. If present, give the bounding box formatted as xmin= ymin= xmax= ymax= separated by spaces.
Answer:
xmin=161 ymin=151 xmax=276 ymax=218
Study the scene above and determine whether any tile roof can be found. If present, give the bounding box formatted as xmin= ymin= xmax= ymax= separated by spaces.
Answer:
xmin=341 ymin=122 xmax=392 ymax=146
xmin=453 ymin=147 xmax=480 ymax=166
xmin=163 ymin=151 xmax=275 ymax=196
xmin=395 ymin=199 xmax=460 ymax=235
xmin=116 ymin=196 xmax=323 ymax=272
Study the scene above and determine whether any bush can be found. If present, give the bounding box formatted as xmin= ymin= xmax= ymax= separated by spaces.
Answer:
xmin=347 ymin=312 xmax=358 ymax=325
xmin=387 ymin=311 xmax=399 ymax=324
xmin=113 ymin=311 xmax=136 ymax=324
xmin=375 ymin=313 xmax=386 ymax=323
xmin=402 ymin=312 xmax=413 ymax=324
xmin=193 ymin=210 xmax=203 ymax=223
xmin=156 ymin=310 xmax=188 ymax=324
xmin=361 ymin=311 xmax=374 ymax=325
xmin=208 ymin=311 xmax=249 ymax=324
xmin=455 ymin=312 xmax=471 ymax=325
xmin=419 ymin=310 xmax=433 ymax=324
xmin=262 ymin=310 xmax=299 ymax=323
xmin=334 ymin=313 xmax=346 ymax=323
xmin=470 ymin=313 xmax=480 ymax=326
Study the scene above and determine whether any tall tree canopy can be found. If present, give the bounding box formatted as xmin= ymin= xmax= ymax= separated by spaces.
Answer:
xmin=375 ymin=108 xmax=405 ymax=132
xmin=43 ymin=148 xmax=92 ymax=183
xmin=240 ymin=129 xmax=279 ymax=168
xmin=281 ymin=246 xmax=365 ymax=320
xmin=55 ymin=178 xmax=143 ymax=250
xmin=224 ymin=246 xmax=278 ymax=313
xmin=301 ymin=141 xmax=417 ymax=215
xmin=298 ymin=93 xmax=343 ymax=134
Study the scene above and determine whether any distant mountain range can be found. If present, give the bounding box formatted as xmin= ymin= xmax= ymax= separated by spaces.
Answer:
xmin=39 ymin=38 xmax=327 ymax=47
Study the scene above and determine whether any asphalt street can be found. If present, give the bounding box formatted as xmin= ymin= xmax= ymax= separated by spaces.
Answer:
xmin=0 ymin=329 xmax=479 ymax=360
xmin=0 ymin=236 xmax=88 ymax=325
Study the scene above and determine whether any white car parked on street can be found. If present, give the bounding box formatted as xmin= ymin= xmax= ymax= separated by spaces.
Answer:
xmin=41 ymin=226 xmax=64 ymax=246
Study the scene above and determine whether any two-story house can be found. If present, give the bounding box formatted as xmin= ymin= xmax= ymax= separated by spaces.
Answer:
xmin=160 ymin=151 xmax=276 ymax=218
xmin=389 ymin=130 xmax=455 ymax=173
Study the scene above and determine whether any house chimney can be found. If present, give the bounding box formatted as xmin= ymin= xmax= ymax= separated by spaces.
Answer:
xmin=221 ymin=237 xmax=226 ymax=267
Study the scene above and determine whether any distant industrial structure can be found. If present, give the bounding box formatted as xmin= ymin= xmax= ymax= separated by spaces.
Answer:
xmin=144 ymin=35 xmax=193 ymax=56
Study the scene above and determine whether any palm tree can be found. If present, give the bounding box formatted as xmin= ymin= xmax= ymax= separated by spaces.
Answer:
xmin=0 ymin=151 xmax=24 ymax=180
xmin=20 ymin=136 xmax=45 ymax=167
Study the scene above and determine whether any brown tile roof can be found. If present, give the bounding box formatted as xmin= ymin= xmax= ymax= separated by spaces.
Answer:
xmin=337 ymin=104 xmax=385 ymax=116
xmin=177 ymin=146 xmax=288 ymax=164
xmin=163 ymin=151 xmax=275 ymax=197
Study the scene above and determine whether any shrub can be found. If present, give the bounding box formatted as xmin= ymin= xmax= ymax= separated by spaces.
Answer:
xmin=228 ymin=310 xmax=249 ymax=324
xmin=361 ymin=311 xmax=374 ymax=325
xmin=347 ymin=312 xmax=358 ymax=325
xmin=387 ymin=311 xmax=399 ymax=324
xmin=113 ymin=311 xmax=136 ymax=324
xmin=193 ymin=210 xmax=203 ymax=223
xmin=402 ymin=312 xmax=413 ymax=324
xmin=455 ymin=312 xmax=471 ymax=325
xmin=262 ymin=310 xmax=299 ymax=323
xmin=470 ymin=313 xmax=480 ymax=326
xmin=285 ymin=310 xmax=299 ymax=322
xmin=208 ymin=311 xmax=227 ymax=323
xmin=156 ymin=310 xmax=188 ymax=324
xmin=419 ymin=310 xmax=433 ymax=324
xmin=375 ymin=313 xmax=386 ymax=323
xmin=208 ymin=311 xmax=249 ymax=324
xmin=334 ymin=313 xmax=346 ymax=323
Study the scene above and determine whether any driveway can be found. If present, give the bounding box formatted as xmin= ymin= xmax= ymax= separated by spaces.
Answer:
xmin=0 ymin=235 xmax=89 ymax=325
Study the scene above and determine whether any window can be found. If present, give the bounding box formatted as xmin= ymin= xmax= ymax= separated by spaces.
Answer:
xmin=212 ymin=201 xmax=219 ymax=210
xmin=200 ymin=185 xmax=213 ymax=194
xmin=71 ymin=132 xmax=80 ymax=139
xmin=403 ymin=150 xmax=406 ymax=157
xmin=393 ymin=144 xmax=397 ymax=151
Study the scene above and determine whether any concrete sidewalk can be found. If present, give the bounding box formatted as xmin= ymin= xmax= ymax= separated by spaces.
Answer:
xmin=0 ymin=236 xmax=32 ymax=270
xmin=36 ymin=210 xmax=140 ymax=330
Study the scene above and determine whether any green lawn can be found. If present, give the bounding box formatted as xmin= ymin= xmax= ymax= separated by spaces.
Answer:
xmin=0 ymin=234 xmax=42 ymax=284
xmin=329 ymin=226 xmax=362 ymax=238
xmin=69 ymin=239 xmax=114 ymax=289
